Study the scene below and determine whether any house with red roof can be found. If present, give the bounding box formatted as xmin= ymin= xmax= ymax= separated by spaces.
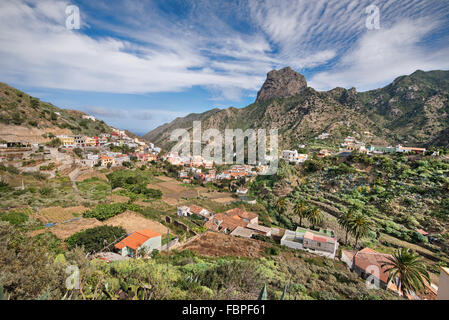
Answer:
xmin=224 ymin=208 xmax=258 ymax=224
xmin=188 ymin=205 xmax=214 ymax=220
xmin=204 ymin=212 xmax=248 ymax=233
xmin=114 ymin=229 xmax=162 ymax=257
xmin=341 ymin=247 xmax=438 ymax=299
xmin=347 ymin=247 xmax=395 ymax=290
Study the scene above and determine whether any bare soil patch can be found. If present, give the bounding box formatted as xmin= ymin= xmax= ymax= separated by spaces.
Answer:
xmin=176 ymin=231 xmax=269 ymax=258
xmin=104 ymin=211 xmax=169 ymax=235
xmin=76 ymin=170 xmax=108 ymax=182
xmin=106 ymin=194 xmax=129 ymax=203
xmin=203 ymin=192 xmax=238 ymax=204
xmin=30 ymin=210 xmax=170 ymax=240
xmin=34 ymin=206 xmax=88 ymax=224
xmin=30 ymin=217 xmax=103 ymax=240
xmin=147 ymin=177 xmax=208 ymax=204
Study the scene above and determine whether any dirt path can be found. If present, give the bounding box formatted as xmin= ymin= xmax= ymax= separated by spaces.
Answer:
xmin=68 ymin=168 xmax=81 ymax=192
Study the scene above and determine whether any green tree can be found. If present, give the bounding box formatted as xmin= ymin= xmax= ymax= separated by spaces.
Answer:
xmin=381 ymin=248 xmax=430 ymax=297
xmin=275 ymin=197 xmax=289 ymax=221
xmin=338 ymin=208 xmax=356 ymax=245
xmin=293 ymin=199 xmax=309 ymax=227
xmin=307 ymin=207 xmax=323 ymax=229
xmin=66 ymin=225 xmax=127 ymax=253
xmin=349 ymin=213 xmax=372 ymax=248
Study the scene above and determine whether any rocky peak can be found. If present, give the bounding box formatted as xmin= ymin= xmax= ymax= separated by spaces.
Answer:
xmin=256 ymin=67 xmax=307 ymax=103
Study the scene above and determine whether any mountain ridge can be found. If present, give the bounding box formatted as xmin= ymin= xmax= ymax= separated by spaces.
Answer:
xmin=144 ymin=68 xmax=449 ymax=150
xmin=0 ymin=82 xmax=142 ymax=143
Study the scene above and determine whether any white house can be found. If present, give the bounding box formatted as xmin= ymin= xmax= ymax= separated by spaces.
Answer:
xmin=281 ymin=150 xmax=298 ymax=162
xmin=82 ymin=115 xmax=96 ymax=121
xmin=236 ymin=188 xmax=248 ymax=195
xmin=316 ymin=133 xmax=331 ymax=140
xmin=296 ymin=154 xmax=308 ymax=163
xmin=114 ymin=229 xmax=162 ymax=257
xmin=177 ymin=206 xmax=190 ymax=217
xmin=281 ymin=227 xmax=338 ymax=259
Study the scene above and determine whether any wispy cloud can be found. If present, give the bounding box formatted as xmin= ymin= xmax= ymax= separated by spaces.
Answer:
xmin=0 ymin=0 xmax=448 ymax=102
xmin=309 ymin=18 xmax=449 ymax=90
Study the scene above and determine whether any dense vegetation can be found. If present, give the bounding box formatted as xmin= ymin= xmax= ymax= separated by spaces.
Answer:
xmin=250 ymin=153 xmax=449 ymax=272
xmin=83 ymin=203 xmax=140 ymax=221
xmin=0 ymin=221 xmax=399 ymax=300
xmin=106 ymin=169 xmax=162 ymax=200
xmin=66 ymin=225 xmax=127 ymax=253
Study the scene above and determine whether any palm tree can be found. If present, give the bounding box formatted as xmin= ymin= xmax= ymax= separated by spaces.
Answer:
xmin=275 ymin=197 xmax=288 ymax=221
xmin=381 ymin=248 xmax=430 ymax=297
xmin=349 ymin=213 xmax=372 ymax=248
xmin=293 ymin=199 xmax=309 ymax=227
xmin=338 ymin=208 xmax=356 ymax=245
xmin=307 ymin=207 xmax=323 ymax=229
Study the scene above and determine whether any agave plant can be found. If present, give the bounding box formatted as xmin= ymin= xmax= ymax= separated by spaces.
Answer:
xmin=258 ymin=283 xmax=290 ymax=300
xmin=258 ymin=284 xmax=267 ymax=300
xmin=0 ymin=285 xmax=10 ymax=300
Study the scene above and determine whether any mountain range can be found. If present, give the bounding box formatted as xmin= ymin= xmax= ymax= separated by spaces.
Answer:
xmin=144 ymin=67 xmax=449 ymax=151
xmin=1 ymin=67 xmax=448 ymax=150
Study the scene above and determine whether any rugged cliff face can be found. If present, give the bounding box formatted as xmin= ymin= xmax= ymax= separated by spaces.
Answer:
xmin=144 ymin=68 xmax=449 ymax=150
xmin=256 ymin=67 xmax=307 ymax=103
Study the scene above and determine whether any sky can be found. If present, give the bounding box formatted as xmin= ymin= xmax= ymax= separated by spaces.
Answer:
xmin=1 ymin=0 xmax=449 ymax=136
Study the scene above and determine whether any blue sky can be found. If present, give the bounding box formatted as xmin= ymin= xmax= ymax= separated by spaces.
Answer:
xmin=1 ymin=0 xmax=449 ymax=136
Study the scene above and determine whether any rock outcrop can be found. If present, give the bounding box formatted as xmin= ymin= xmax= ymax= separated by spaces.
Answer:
xmin=255 ymin=67 xmax=307 ymax=103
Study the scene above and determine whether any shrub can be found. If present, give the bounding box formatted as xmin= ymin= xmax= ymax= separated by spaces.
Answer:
xmin=12 ymin=112 xmax=24 ymax=125
xmin=0 ymin=181 xmax=12 ymax=192
xmin=66 ymin=225 xmax=127 ymax=253
xmin=411 ymin=231 xmax=428 ymax=244
xmin=46 ymin=138 xmax=62 ymax=148
xmin=39 ymin=186 xmax=53 ymax=196
xmin=265 ymin=246 xmax=280 ymax=255
xmin=304 ymin=160 xmax=323 ymax=173
xmin=82 ymin=203 xmax=138 ymax=221
xmin=30 ymin=97 xmax=40 ymax=109
xmin=73 ymin=148 xmax=83 ymax=158
xmin=0 ymin=211 xmax=29 ymax=226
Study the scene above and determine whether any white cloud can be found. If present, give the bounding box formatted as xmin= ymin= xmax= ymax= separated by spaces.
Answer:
xmin=0 ymin=0 xmax=265 ymax=98
xmin=309 ymin=18 xmax=449 ymax=91
xmin=0 ymin=0 xmax=448 ymax=102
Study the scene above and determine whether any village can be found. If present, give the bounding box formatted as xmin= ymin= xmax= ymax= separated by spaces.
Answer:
xmin=1 ymin=125 xmax=449 ymax=301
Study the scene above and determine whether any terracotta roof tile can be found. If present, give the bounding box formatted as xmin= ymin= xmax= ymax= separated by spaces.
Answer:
xmin=114 ymin=229 xmax=161 ymax=250
xmin=353 ymin=248 xmax=393 ymax=284
xmin=225 ymin=208 xmax=258 ymax=221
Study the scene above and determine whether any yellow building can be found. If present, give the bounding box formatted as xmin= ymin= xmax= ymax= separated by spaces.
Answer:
xmin=100 ymin=156 xmax=115 ymax=167
xmin=57 ymin=135 xmax=75 ymax=147
xmin=85 ymin=137 xmax=97 ymax=147
xmin=438 ymin=267 xmax=449 ymax=300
